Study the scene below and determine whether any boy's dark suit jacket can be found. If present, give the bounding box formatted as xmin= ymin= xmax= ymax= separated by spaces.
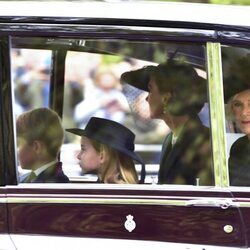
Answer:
xmin=158 ymin=115 xmax=214 ymax=185
xmin=20 ymin=162 xmax=69 ymax=183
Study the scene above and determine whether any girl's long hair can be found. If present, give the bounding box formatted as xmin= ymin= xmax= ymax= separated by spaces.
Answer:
xmin=91 ymin=139 xmax=138 ymax=184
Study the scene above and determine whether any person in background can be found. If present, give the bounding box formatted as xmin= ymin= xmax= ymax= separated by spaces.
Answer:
xmin=17 ymin=107 xmax=69 ymax=183
xmin=14 ymin=52 xmax=51 ymax=111
xmin=224 ymin=56 xmax=250 ymax=186
xmin=121 ymin=60 xmax=213 ymax=185
xmin=74 ymin=67 xmax=129 ymax=129
xmin=66 ymin=117 xmax=145 ymax=184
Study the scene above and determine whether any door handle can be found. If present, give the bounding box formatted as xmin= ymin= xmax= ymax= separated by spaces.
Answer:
xmin=186 ymin=198 xmax=239 ymax=209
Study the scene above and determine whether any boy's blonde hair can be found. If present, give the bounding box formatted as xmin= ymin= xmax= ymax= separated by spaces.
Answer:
xmin=16 ymin=108 xmax=64 ymax=158
xmin=91 ymin=139 xmax=138 ymax=184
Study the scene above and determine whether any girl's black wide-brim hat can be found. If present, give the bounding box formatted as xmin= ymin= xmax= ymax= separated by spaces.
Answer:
xmin=66 ymin=117 xmax=144 ymax=165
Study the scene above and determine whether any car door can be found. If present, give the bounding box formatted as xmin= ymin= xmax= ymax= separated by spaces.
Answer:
xmin=1 ymin=6 xmax=249 ymax=249
xmin=221 ymin=43 xmax=250 ymax=248
xmin=0 ymin=189 xmax=16 ymax=250
xmin=5 ymin=185 xmax=246 ymax=249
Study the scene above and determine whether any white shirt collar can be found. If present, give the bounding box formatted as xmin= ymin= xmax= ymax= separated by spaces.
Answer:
xmin=33 ymin=160 xmax=58 ymax=176
xmin=172 ymin=124 xmax=185 ymax=146
xmin=172 ymin=134 xmax=178 ymax=146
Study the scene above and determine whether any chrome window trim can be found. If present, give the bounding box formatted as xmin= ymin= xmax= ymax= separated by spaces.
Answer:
xmin=206 ymin=42 xmax=228 ymax=188
xmin=2 ymin=184 xmax=231 ymax=206
xmin=6 ymin=185 xmax=250 ymax=208
xmin=6 ymin=197 xmax=187 ymax=206
xmin=4 ymin=194 xmax=245 ymax=208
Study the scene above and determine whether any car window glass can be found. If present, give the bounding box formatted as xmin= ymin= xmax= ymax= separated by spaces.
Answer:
xmin=10 ymin=38 xmax=214 ymax=186
xmin=222 ymin=46 xmax=250 ymax=187
xmin=60 ymin=39 xmax=214 ymax=186
xmin=11 ymin=48 xmax=52 ymax=179
xmin=11 ymin=48 xmax=52 ymax=116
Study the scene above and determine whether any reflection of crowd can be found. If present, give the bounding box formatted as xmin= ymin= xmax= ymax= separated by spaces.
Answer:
xmin=12 ymin=49 xmax=167 ymax=148
xmin=74 ymin=67 xmax=129 ymax=129
xmin=12 ymin=49 xmax=52 ymax=115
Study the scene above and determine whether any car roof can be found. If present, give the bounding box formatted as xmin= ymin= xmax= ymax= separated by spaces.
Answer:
xmin=0 ymin=1 xmax=249 ymax=28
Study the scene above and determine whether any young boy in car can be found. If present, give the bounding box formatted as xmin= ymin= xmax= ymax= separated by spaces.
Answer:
xmin=17 ymin=107 xmax=69 ymax=183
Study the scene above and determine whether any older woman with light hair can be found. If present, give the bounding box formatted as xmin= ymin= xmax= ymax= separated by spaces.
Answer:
xmin=224 ymin=56 xmax=250 ymax=186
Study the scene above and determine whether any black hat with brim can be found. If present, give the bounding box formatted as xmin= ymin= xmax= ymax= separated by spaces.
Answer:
xmin=121 ymin=61 xmax=207 ymax=116
xmin=224 ymin=81 xmax=250 ymax=102
xmin=120 ymin=66 xmax=154 ymax=92
xmin=66 ymin=117 xmax=144 ymax=165
xmin=121 ymin=62 xmax=205 ymax=94
xmin=223 ymin=56 xmax=250 ymax=102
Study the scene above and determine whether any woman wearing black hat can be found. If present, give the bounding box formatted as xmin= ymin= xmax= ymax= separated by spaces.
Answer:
xmin=66 ymin=117 xmax=145 ymax=184
xmin=121 ymin=60 xmax=214 ymax=185
xmin=224 ymin=56 xmax=250 ymax=186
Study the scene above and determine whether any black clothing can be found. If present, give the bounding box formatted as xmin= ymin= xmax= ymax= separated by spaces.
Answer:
xmin=158 ymin=116 xmax=214 ymax=185
xmin=229 ymin=136 xmax=250 ymax=186
xmin=20 ymin=162 xmax=69 ymax=183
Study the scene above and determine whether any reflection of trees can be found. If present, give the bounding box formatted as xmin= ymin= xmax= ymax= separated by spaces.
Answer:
xmin=86 ymin=40 xmax=205 ymax=68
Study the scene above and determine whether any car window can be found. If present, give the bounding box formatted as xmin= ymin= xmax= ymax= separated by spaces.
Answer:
xmin=11 ymin=48 xmax=52 ymax=116
xmin=222 ymin=45 xmax=250 ymax=187
xmin=11 ymin=38 xmax=214 ymax=186
xmin=61 ymin=39 xmax=214 ymax=185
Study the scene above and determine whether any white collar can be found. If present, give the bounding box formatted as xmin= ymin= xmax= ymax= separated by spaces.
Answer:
xmin=172 ymin=124 xmax=185 ymax=146
xmin=34 ymin=160 xmax=58 ymax=176
xmin=172 ymin=133 xmax=178 ymax=146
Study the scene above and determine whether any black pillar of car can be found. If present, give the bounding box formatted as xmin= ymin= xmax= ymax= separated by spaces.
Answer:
xmin=0 ymin=36 xmax=18 ymax=185
xmin=49 ymin=48 xmax=66 ymax=118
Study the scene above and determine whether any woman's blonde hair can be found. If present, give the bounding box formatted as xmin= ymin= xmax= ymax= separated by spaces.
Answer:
xmin=225 ymin=96 xmax=235 ymax=122
xmin=91 ymin=139 xmax=138 ymax=184
xmin=225 ymin=95 xmax=238 ymax=133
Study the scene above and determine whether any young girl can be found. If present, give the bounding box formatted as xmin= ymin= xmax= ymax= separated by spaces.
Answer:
xmin=66 ymin=117 xmax=144 ymax=184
